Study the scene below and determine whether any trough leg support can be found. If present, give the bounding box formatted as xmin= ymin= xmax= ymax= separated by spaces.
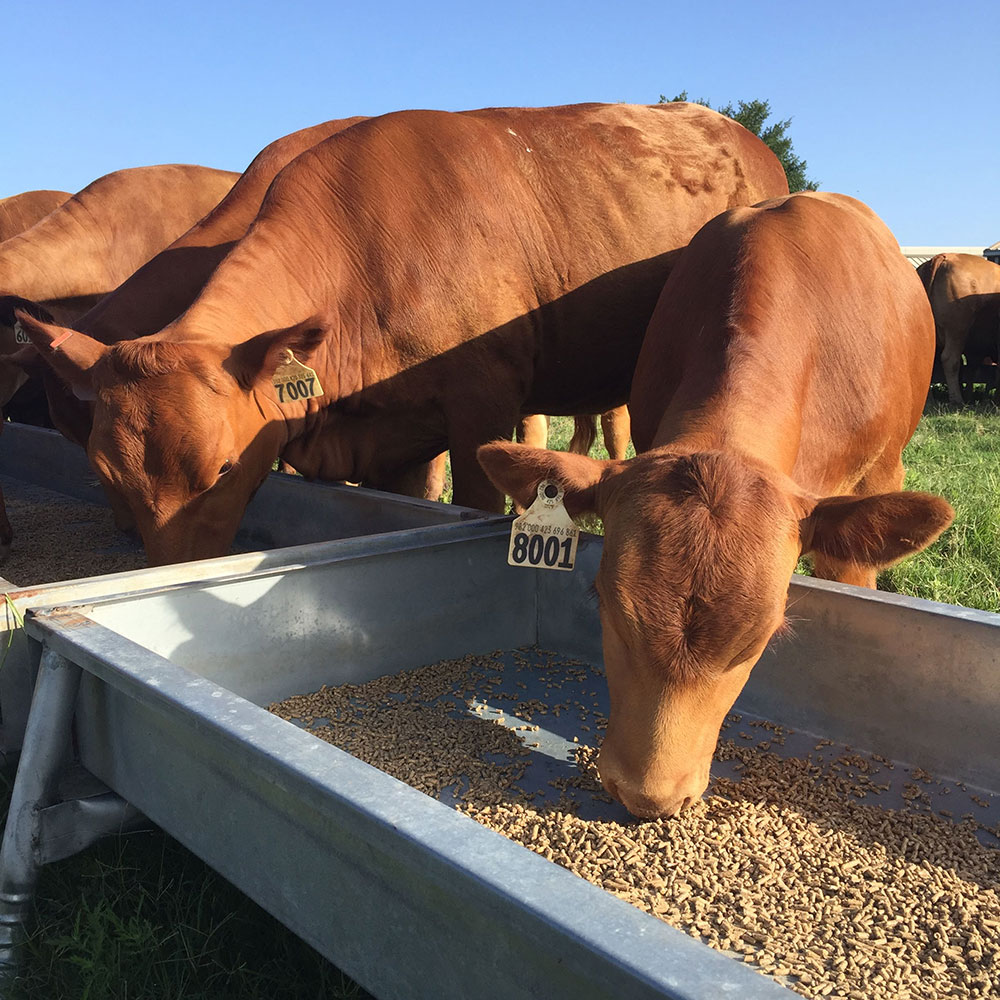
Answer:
xmin=0 ymin=648 xmax=81 ymax=985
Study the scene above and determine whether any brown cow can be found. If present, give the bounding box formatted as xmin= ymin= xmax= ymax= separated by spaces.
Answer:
xmin=0 ymin=165 xmax=239 ymax=332
xmin=917 ymin=252 xmax=1000 ymax=404
xmin=0 ymin=192 xmax=70 ymax=424
xmin=0 ymin=192 xmax=71 ymax=421
xmin=0 ymin=190 xmax=70 ymax=243
xmin=0 ymin=191 xmax=69 ymax=558
xmin=478 ymin=192 xmax=954 ymax=819
xmin=0 ymin=165 xmax=237 ymax=558
xmin=34 ymin=119 xmax=366 ymax=450
xmin=18 ymin=102 xmax=788 ymax=565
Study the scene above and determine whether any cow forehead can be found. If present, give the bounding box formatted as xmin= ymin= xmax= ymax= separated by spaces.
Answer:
xmin=603 ymin=451 xmax=799 ymax=552
xmin=99 ymin=339 xmax=232 ymax=395
xmin=596 ymin=453 xmax=798 ymax=677
xmin=90 ymin=368 xmax=244 ymax=487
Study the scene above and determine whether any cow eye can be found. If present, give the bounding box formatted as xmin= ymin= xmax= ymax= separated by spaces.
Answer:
xmin=219 ymin=460 xmax=234 ymax=477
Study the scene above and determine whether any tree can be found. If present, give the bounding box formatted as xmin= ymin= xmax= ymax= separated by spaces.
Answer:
xmin=659 ymin=92 xmax=818 ymax=193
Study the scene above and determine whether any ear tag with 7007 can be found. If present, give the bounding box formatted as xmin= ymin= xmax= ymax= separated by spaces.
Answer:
xmin=507 ymin=479 xmax=579 ymax=571
xmin=272 ymin=349 xmax=324 ymax=404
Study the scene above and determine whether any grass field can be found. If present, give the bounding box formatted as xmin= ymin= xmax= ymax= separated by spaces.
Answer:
xmin=878 ymin=400 xmax=1000 ymax=611
xmin=4 ymin=398 xmax=999 ymax=997
xmin=540 ymin=403 xmax=1000 ymax=613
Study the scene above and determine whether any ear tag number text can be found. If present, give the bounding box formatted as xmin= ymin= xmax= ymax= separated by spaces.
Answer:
xmin=13 ymin=320 xmax=29 ymax=345
xmin=272 ymin=350 xmax=324 ymax=404
xmin=507 ymin=479 xmax=579 ymax=571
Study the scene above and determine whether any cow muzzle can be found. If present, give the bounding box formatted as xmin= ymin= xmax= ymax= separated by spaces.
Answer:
xmin=597 ymin=751 xmax=711 ymax=820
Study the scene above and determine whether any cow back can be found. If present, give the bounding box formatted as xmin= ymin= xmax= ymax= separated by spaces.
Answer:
xmin=77 ymin=118 xmax=368 ymax=343
xmin=0 ymin=190 xmax=70 ymax=244
xmin=190 ymin=103 xmax=788 ymax=415
xmin=0 ymin=165 xmax=239 ymax=306
xmin=630 ymin=191 xmax=933 ymax=496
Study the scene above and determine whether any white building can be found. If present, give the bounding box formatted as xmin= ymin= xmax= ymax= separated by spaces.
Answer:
xmin=899 ymin=246 xmax=993 ymax=268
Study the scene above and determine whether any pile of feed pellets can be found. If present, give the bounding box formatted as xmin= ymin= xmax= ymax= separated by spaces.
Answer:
xmin=269 ymin=647 xmax=1000 ymax=1000
xmin=0 ymin=478 xmax=145 ymax=586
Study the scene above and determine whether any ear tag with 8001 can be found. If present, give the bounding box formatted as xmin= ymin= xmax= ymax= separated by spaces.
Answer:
xmin=507 ymin=479 xmax=579 ymax=571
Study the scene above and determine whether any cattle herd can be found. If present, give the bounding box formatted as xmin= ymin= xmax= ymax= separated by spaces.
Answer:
xmin=0 ymin=100 xmax=978 ymax=817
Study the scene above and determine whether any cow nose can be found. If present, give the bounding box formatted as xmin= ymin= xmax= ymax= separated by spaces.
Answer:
xmin=599 ymin=773 xmax=698 ymax=820
xmin=598 ymin=753 xmax=710 ymax=819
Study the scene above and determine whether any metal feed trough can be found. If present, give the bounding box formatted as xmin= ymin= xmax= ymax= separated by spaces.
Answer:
xmin=1 ymin=519 xmax=998 ymax=999
xmin=0 ymin=422 xmax=491 ymax=757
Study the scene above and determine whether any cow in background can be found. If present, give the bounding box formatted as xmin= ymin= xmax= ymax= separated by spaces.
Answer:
xmin=0 ymin=190 xmax=70 ymax=243
xmin=0 ymin=165 xmax=238 ymax=334
xmin=479 ymin=192 xmax=953 ymax=819
xmin=917 ymin=252 xmax=1000 ymax=404
xmin=0 ymin=165 xmax=238 ymax=558
xmin=0 ymin=191 xmax=70 ymax=428
xmin=17 ymin=102 xmax=788 ymax=565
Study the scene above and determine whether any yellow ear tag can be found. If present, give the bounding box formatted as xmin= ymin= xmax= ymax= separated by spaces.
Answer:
xmin=507 ymin=479 xmax=579 ymax=571
xmin=271 ymin=349 xmax=324 ymax=404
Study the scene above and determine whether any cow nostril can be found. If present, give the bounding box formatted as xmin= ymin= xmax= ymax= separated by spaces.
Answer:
xmin=601 ymin=775 xmax=622 ymax=804
xmin=681 ymin=796 xmax=693 ymax=812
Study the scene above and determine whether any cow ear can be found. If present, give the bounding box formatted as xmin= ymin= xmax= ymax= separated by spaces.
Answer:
xmin=225 ymin=320 xmax=326 ymax=390
xmin=800 ymin=491 xmax=955 ymax=568
xmin=13 ymin=311 xmax=106 ymax=402
xmin=0 ymin=295 xmax=54 ymax=333
xmin=477 ymin=441 xmax=622 ymax=517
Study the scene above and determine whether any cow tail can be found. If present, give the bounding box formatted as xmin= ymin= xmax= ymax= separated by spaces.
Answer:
xmin=568 ymin=415 xmax=598 ymax=456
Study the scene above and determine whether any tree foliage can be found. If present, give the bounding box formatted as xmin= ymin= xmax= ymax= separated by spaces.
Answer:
xmin=659 ymin=91 xmax=818 ymax=193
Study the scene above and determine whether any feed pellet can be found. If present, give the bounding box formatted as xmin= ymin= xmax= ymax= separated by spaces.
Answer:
xmin=269 ymin=648 xmax=999 ymax=1000
xmin=0 ymin=477 xmax=145 ymax=586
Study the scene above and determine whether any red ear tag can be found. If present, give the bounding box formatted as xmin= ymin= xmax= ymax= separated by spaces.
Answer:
xmin=49 ymin=329 xmax=75 ymax=350
xmin=507 ymin=479 xmax=579 ymax=571
xmin=272 ymin=349 xmax=324 ymax=404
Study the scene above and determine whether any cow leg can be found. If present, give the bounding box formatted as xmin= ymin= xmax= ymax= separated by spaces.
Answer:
xmin=383 ymin=454 xmax=448 ymax=501
xmin=568 ymin=416 xmax=597 ymax=456
xmin=940 ymin=337 xmax=966 ymax=405
xmin=517 ymin=414 xmax=549 ymax=448
xmin=600 ymin=405 xmax=631 ymax=459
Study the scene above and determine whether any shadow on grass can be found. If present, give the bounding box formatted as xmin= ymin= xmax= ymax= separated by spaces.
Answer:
xmin=0 ymin=775 xmax=369 ymax=1000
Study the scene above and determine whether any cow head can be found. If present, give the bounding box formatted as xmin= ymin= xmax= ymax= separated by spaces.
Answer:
xmin=478 ymin=442 xmax=954 ymax=820
xmin=15 ymin=311 xmax=324 ymax=566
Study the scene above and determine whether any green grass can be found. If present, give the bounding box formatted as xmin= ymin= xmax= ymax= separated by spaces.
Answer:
xmin=517 ymin=407 xmax=1000 ymax=613
xmin=2 ymin=780 xmax=366 ymax=1000
xmin=878 ymin=400 xmax=1000 ymax=611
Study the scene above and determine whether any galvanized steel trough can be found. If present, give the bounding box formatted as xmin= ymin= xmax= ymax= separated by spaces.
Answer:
xmin=1 ymin=518 xmax=998 ymax=998
xmin=0 ymin=422 xmax=491 ymax=756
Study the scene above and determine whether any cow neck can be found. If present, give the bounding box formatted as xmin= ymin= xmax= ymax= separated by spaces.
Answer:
xmin=651 ymin=379 xmax=803 ymax=480
xmin=163 ymin=214 xmax=369 ymax=399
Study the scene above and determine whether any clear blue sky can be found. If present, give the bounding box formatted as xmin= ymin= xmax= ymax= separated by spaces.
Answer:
xmin=6 ymin=0 xmax=998 ymax=246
